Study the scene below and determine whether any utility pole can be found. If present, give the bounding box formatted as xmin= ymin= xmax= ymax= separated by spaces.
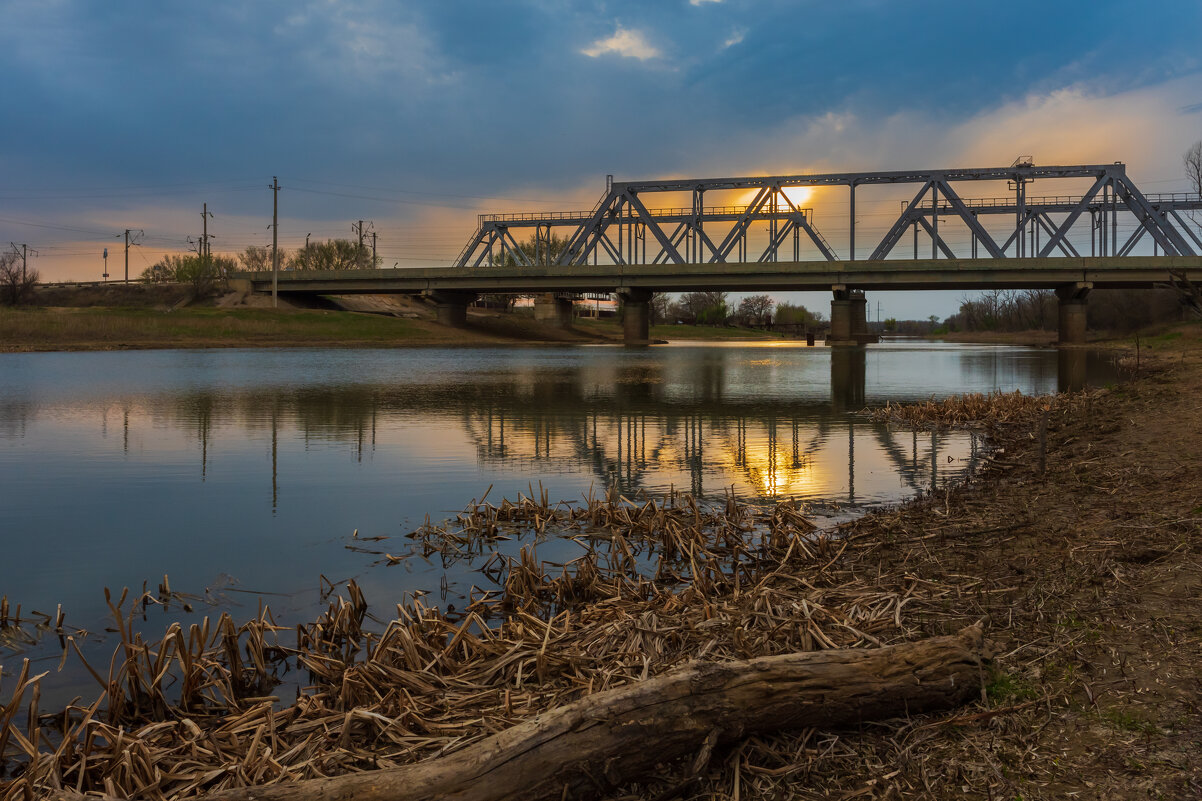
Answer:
xmin=201 ymin=203 xmax=213 ymax=259
xmin=271 ymin=177 xmax=279 ymax=308
xmin=371 ymin=230 xmax=377 ymax=267
xmin=10 ymin=243 xmax=28 ymax=282
xmin=356 ymin=220 xmax=364 ymax=253
xmin=122 ymin=230 xmax=143 ymax=283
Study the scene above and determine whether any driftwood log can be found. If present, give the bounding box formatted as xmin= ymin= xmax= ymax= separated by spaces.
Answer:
xmin=185 ymin=626 xmax=988 ymax=801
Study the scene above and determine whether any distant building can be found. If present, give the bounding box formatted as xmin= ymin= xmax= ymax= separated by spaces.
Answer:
xmin=511 ymin=294 xmax=619 ymax=318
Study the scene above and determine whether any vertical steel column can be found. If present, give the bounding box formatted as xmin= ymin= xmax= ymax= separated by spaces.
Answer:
xmin=1110 ymin=180 xmax=1118 ymax=256
xmin=931 ymin=183 xmax=939 ymax=259
xmin=1017 ymin=179 xmax=1026 ymax=257
xmin=1101 ymin=182 xmax=1110 ymax=253
xmin=769 ymin=188 xmax=778 ymax=262
xmin=691 ymin=188 xmax=699 ymax=262
xmin=629 ymin=204 xmax=635 ymax=264
xmin=617 ymin=201 xmax=624 ymax=264
xmin=849 ymin=182 xmax=856 ymax=261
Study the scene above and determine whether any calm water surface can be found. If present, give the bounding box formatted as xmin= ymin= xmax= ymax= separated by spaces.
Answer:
xmin=0 ymin=341 xmax=1120 ymax=690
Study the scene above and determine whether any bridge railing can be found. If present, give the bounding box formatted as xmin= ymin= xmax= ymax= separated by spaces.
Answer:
xmin=479 ymin=204 xmax=813 ymax=223
xmin=903 ymin=192 xmax=1202 ymax=212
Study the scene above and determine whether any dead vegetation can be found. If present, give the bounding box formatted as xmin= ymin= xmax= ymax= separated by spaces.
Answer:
xmin=1 ymin=478 xmax=993 ymax=800
xmin=867 ymin=389 xmax=1053 ymax=430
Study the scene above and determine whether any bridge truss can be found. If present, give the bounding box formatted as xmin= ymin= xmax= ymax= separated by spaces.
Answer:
xmin=453 ymin=163 xmax=1202 ymax=268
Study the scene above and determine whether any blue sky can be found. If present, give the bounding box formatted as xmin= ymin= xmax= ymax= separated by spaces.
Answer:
xmin=3 ymin=0 xmax=1201 ymax=318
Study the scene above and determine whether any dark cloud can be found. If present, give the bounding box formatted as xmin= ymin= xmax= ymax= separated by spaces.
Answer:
xmin=2 ymin=0 xmax=1200 ymax=300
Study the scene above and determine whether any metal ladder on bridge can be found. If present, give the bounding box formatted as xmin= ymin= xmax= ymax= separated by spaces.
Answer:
xmin=451 ymin=217 xmax=488 ymax=268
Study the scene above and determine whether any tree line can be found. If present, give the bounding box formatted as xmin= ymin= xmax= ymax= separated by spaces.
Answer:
xmin=139 ymin=239 xmax=378 ymax=295
xmin=939 ymin=288 xmax=1189 ymax=334
xmin=657 ymin=291 xmax=825 ymax=328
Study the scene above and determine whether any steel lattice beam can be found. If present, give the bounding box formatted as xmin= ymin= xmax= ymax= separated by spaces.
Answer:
xmin=452 ymin=163 xmax=1202 ymax=268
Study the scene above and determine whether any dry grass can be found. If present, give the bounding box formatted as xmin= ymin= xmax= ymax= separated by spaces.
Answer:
xmin=0 ymin=306 xmax=430 ymax=350
xmin=867 ymin=389 xmax=1053 ymax=430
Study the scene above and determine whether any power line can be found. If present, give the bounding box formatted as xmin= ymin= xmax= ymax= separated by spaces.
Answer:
xmin=280 ymin=176 xmax=595 ymax=205
xmin=0 ymin=182 xmax=265 ymax=201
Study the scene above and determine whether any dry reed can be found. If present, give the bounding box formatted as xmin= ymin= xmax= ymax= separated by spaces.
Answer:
xmin=867 ymin=389 xmax=1053 ymax=430
xmin=0 ymin=485 xmax=953 ymax=800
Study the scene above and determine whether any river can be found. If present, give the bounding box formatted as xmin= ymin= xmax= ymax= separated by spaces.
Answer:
xmin=0 ymin=340 xmax=1120 ymax=695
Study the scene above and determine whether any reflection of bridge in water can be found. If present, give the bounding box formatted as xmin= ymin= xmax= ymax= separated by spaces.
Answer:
xmin=461 ymin=398 xmax=976 ymax=502
xmin=450 ymin=348 xmax=987 ymax=502
xmin=14 ymin=347 xmax=1097 ymax=507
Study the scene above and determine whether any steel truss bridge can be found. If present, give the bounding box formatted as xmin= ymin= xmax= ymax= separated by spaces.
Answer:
xmin=241 ymin=162 xmax=1202 ymax=344
xmin=454 ymin=162 xmax=1202 ymax=268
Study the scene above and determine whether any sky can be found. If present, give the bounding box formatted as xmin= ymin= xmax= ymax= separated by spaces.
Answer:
xmin=2 ymin=0 xmax=1201 ymax=319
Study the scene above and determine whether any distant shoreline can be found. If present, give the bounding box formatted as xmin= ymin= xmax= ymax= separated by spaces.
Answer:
xmin=0 ymin=303 xmax=792 ymax=354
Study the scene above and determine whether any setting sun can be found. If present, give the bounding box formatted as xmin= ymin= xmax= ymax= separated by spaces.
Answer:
xmin=738 ymin=185 xmax=815 ymax=209
xmin=782 ymin=185 xmax=813 ymax=208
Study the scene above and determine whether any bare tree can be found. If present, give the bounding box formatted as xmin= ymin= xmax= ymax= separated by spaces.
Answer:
xmin=1169 ymin=140 xmax=1202 ymax=317
xmin=0 ymin=251 xmax=39 ymax=305
xmin=650 ymin=292 xmax=670 ymax=324
xmin=239 ymin=245 xmax=275 ymax=272
xmin=1185 ymin=140 xmax=1202 ymax=206
xmin=735 ymin=294 xmax=774 ymax=326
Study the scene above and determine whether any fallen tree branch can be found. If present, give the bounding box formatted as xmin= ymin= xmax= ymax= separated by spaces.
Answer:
xmin=135 ymin=625 xmax=992 ymax=801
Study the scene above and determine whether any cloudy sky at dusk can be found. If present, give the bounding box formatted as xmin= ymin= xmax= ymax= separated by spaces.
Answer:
xmin=3 ymin=0 xmax=1201 ymax=318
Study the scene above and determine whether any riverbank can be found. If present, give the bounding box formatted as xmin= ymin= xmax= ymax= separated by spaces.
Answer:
xmin=832 ymin=323 xmax=1202 ymax=798
xmin=2 ymin=326 xmax=1199 ymax=799
xmin=0 ymin=295 xmax=788 ymax=352
xmin=933 ymin=328 xmax=1061 ymax=346
xmin=932 ymin=324 xmax=1192 ymax=348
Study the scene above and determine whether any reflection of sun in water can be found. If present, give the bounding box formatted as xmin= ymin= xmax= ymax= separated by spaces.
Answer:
xmin=717 ymin=439 xmax=818 ymax=498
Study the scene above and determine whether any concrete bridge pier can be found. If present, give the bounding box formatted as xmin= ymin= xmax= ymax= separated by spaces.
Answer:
xmin=829 ymin=286 xmax=876 ymax=346
xmin=533 ymin=293 xmax=575 ymax=329
xmin=1055 ymin=282 xmax=1092 ymax=345
xmin=619 ymin=288 xmax=652 ymax=345
xmin=426 ymin=290 xmax=478 ymax=327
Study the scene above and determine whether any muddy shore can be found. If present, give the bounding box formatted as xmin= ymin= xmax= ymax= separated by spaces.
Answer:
xmin=819 ymin=328 xmax=1202 ymax=799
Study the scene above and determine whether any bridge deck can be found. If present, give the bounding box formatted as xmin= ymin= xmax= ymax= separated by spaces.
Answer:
xmin=242 ymin=256 xmax=1202 ymax=295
